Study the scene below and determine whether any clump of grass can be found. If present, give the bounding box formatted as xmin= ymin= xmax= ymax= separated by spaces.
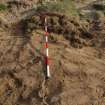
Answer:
xmin=36 ymin=2 xmax=64 ymax=13
xmin=59 ymin=0 xmax=79 ymax=16
xmin=0 ymin=4 xmax=7 ymax=11
xmin=36 ymin=0 xmax=79 ymax=17
xmin=93 ymin=4 xmax=105 ymax=11
xmin=80 ymin=10 xmax=105 ymax=20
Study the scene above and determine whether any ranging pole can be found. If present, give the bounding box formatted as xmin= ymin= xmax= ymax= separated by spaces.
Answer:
xmin=45 ymin=17 xmax=51 ymax=78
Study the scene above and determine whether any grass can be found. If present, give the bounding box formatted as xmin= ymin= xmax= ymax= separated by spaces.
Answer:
xmin=36 ymin=2 xmax=64 ymax=13
xmin=59 ymin=0 xmax=79 ymax=16
xmin=36 ymin=0 xmax=79 ymax=17
xmin=0 ymin=4 xmax=7 ymax=11
xmin=93 ymin=4 xmax=105 ymax=11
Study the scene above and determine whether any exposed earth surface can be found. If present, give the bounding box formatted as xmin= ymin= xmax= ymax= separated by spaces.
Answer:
xmin=0 ymin=0 xmax=105 ymax=105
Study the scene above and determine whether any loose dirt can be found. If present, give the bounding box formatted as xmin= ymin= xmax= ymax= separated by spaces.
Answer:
xmin=0 ymin=25 xmax=105 ymax=105
xmin=0 ymin=0 xmax=105 ymax=105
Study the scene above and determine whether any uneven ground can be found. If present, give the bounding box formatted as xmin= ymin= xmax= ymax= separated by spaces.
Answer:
xmin=0 ymin=0 xmax=105 ymax=105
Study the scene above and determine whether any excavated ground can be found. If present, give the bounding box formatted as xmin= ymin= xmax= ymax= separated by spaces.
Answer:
xmin=0 ymin=25 xmax=105 ymax=105
xmin=0 ymin=0 xmax=105 ymax=105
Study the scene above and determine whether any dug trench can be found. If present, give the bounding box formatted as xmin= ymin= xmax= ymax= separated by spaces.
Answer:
xmin=0 ymin=13 xmax=105 ymax=105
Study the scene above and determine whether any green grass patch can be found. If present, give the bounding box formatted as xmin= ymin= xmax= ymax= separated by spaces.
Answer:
xmin=36 ymin=0 xmax=79 ymax=17
xmin=0 ymin=4 xmax=7 ymax=11
xmin=59 ymin=0 xmax=79 ymax=16
xmin=93 ymin=4 xmax=105 ymax=11
xmin=36 ymin=2 xmax=64 ymax=13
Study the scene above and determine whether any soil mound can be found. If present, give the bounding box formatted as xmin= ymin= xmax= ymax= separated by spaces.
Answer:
xmin=23 ymin=14 xmax=105 ymax=48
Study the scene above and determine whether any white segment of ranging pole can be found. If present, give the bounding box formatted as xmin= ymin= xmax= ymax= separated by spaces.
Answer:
xmin=45 ymin=17 xmax=51 ymax=78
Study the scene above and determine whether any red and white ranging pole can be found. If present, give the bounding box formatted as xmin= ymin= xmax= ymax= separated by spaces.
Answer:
xmin=45 ymin=17 xmax=51 ymax=78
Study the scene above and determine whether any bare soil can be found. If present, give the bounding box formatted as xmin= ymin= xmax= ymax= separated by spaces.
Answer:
xmin=0 ymin=0 xmax=105 ymax=105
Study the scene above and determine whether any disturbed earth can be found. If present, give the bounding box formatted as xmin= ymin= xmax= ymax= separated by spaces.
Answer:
xmin=0 ymin=0 xmax=105 ymax=105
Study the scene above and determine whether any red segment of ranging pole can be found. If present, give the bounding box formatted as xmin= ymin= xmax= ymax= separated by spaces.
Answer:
xmin=45 ymin=17 xmax=51 ymax=78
